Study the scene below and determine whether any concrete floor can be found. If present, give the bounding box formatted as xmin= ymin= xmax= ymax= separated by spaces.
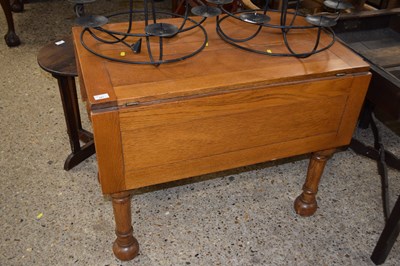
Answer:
xmin=1 ymin=1 xmax=400 ymax=265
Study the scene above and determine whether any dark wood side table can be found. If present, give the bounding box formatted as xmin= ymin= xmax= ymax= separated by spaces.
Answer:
xmin=38 ymin=36 xmax=95 ymax=170
xmin=0 ymin=0 xmax=21 ymax=46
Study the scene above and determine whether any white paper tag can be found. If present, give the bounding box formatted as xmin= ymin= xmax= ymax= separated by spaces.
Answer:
xmin=55 ymin=40 xmax=65 ymax=46
xmin=94 ymin=93 xmax=110 ymax=100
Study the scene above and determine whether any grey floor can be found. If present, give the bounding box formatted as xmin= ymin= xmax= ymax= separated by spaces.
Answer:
xmin=1 ymin=1 xmax=400 ymax=265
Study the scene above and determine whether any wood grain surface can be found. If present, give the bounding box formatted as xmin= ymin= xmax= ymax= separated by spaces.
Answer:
xmin=72 ymin=14 xmax=369 ymax=109
xmin=73 ymin=14 xmax=370 ymax=194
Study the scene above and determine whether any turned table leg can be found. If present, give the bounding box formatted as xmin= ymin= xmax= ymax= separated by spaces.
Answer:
xmin=294 ymin=149 xmax=335 ymax=216
xmin=111 ymin=191 xmax=139 ymax=261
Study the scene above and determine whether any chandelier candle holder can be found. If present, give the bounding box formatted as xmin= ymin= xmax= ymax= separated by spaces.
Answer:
xmin=72 ymin=0 xmax=208 ymax=65
xmin=72 ymin=0 xmax=353 ymax=64
xmin=212 ymin=0 xmax=353 ymax=58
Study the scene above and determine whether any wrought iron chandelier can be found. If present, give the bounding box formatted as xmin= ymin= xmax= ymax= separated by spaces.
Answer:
xmin=71 ymin=0 xmax=353 ymax=65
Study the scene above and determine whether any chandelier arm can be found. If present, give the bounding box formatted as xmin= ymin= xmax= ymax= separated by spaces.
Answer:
xmin=216 ymin=15 xmax=263 ymax=43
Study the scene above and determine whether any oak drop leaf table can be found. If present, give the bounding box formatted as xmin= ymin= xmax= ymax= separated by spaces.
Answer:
xmin=72 ymin=15 xmax=371 ymax=261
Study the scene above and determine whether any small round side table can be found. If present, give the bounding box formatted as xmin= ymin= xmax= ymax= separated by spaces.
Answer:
xmin=38 ymin=36 xmax=95 ymax=170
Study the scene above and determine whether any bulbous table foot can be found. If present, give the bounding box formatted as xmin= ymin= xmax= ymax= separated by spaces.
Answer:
xmin=4 ymin=31 xmax=20 ymax=47
xmin=111 ymin=191 xmax=140 ymax=261
xmin=113 ymin=231 xmax=139 ymax=261
xmin=294 ymin=193 xmax=317 ymax=216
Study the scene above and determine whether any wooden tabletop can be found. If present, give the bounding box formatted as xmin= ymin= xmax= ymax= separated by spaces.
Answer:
xmin=37 ymin=36 xmax=77 ymax=77
xmin=72 ymin=14 xmax=369 ymax=110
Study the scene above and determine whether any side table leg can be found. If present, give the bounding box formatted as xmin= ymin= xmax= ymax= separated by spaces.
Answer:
xmin=111 ymin=191 xmax=139 ymax=261
xmin=57 ymin=76 xmax=84 ymax=153
xmin=56 ymin=75 xmax=95 ymax=170
xmin=294 ymin=149 xmax=335 ymax=216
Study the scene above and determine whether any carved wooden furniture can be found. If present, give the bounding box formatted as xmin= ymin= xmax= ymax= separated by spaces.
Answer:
xmin=37 ymin=36 xmax=95 ymax=170
xmin=72 ymin=14 xmax=370 ymax=261
xmin=0 ymin=0 xmax=21 ymax=46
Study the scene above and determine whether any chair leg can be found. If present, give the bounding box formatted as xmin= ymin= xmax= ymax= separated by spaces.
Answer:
xmin=371 ymin=194 xmax=400 ymax=265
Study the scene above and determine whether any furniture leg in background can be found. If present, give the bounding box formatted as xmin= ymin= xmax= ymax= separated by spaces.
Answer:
xmin=371 ymin=194 xmax=400 ymax=265
xmin=0 ymin=0 xmax=20 ymax=46
xmin=11 ymin=0 xmax=23 ymax=12
xmin=37 ymin=36 xmax=95 ymax=170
